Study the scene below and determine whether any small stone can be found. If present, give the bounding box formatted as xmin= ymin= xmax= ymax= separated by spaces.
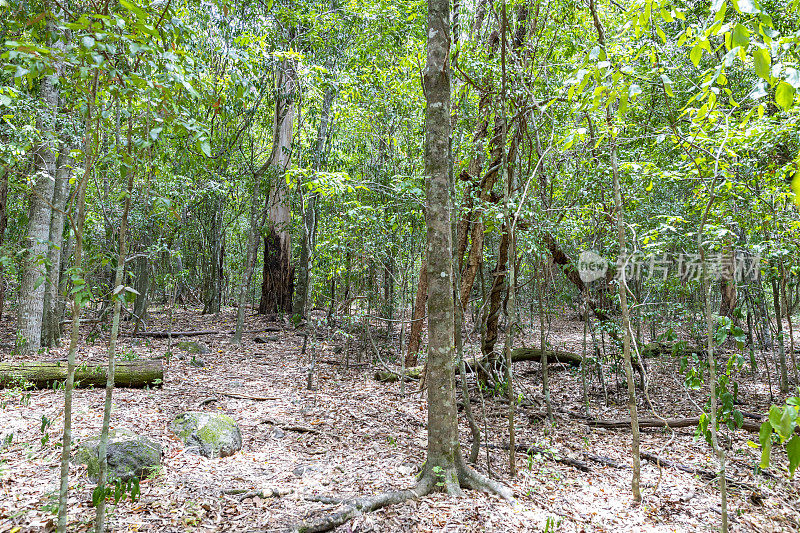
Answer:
xmin=271 ymin=428 xmax=286 ymax=439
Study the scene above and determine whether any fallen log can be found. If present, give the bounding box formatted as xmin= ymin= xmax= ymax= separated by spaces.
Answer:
xmin=375 ymin=347 xmax=583 ymax=382
xmin=133 ymin=329 xmax=220 ymax=338
xmin=0 ymin=359 xmax=163 ymax=389
xmin=640 ymin=343 xmax=706 ymax=357
xmin=640 ymin=451 xmax=759 ymax=491
xmin=587 ymin=416 xmax=768 ymax=434
xmin=131 ymin=327 xmax=281 ymax=338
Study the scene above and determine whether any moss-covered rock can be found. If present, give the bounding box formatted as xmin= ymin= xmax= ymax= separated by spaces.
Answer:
xmin=75 ymin=429 xmax=162 ymax=482
xmin=176 ymin=341 xmax=210 ymax=355
xmin=170 ymin=411 xmax=242 ymax=458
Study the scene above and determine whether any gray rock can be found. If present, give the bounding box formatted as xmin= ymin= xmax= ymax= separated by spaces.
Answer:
xmin=75 ymin=429 xmax=162 ymax=482
xmin=177 ymin=341 xmax=211 ymax=355
xmin=170 ymin=411 xmax=242 ymax=458
xmin=293 ymin=464 xmax=318 ymax=477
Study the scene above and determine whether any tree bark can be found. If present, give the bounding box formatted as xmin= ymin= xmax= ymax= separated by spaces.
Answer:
xmin=421 ymin=0 xmax=464 ymax=492
xmin=18 ymin=55 xmax=60 ymax=353
xmin=481 ymin=224 xmax=509 ymax=359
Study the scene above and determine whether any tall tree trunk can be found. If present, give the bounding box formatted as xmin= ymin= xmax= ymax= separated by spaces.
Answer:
xmin=18 ymin=52 xmax=60 ymax=353
xmin=419 ymin=0 xmax=512 ymax=499
xmin=611 ymin=122 xmax=641 ymax=503
xmin=588 ymin=0 xmax=641 ymax=502
xmin=42 ymin=146 xmax=72 ymax=347
xmin=422 ymin=0 xmax=465 ymax=490
xmin=0 ymin=165 xmax=8 ymax=321
xmin=260 ymin=55 xmax=296 ymax=315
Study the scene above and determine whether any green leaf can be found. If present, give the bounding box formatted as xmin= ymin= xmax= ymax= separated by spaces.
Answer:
xmin=753 ymin=48 xmax=771 ymax=81
xmin=661 ymin=74 xmax=674 ymax=97
xmin=690 ymin=45 xmax=703 ymax=67
xmin=759 ymin=420 xmax=772 ymax=469
xmin=776 ymin=81 xmax=795 ymax=111
xmin=82 ymin=35 xmax=95 ymax=49
xmin=779 ymin=407 xmax=796 ymax=440
xmin=769 ymin=405 xmax=783 ymax=431
xmin=731 ymin=23 xmax=749 ymax=50
xmin=788 ymin=435 xmax=800 ymax=477
xmin=200 ymin=140 xmax=211 ymax=158
xmin=119 ymin=0 xmax=147 ymax=19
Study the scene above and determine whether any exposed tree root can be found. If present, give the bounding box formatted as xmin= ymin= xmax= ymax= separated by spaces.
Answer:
xmin=292 ymin=460 xmax=515 ymax=532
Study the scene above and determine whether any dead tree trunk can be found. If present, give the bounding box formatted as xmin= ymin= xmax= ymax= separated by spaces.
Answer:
xmin=260 ymin=53 xmax=296 ymax=315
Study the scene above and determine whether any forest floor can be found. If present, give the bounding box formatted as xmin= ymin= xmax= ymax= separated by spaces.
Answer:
xmin=1 ymin=307 xmax=799 ymax=532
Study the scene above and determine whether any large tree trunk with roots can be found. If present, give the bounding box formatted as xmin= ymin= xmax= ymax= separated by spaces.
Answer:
xmin=18 ymin=58 xmax=59 ymax=353
xmin=418 ymin=0 xmax=512 ymax=500
xmin=42 ymin=147 xmax=72 ymax=347
xmin=260 ymin=55 xmax=296 ymax=315
xmin=294 ymin=4 xmax=513 ymax=530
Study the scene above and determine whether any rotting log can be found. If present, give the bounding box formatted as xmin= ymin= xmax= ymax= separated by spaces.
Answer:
xmin=0 ymin=359 xmax=163 ymax=389
xmin=375 ymin=347 xmax=582 ymax=382
xmin=587 ymin=416 xmax=800 ymax=435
